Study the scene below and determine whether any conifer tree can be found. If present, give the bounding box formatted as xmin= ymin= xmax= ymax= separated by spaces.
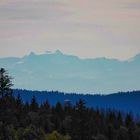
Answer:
xmin=30 ymin=96 xmax=38 ymax=111
xmin=0 ymin=68 xmax=13 ymax=98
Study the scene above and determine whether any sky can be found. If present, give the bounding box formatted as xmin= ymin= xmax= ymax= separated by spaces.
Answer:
xmin=0 ymin=0 xmax=140 ymax=60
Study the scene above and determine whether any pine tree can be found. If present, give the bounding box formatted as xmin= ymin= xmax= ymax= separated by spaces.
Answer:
xmin=72 ymin=99 xmax=89 ymax=140
xmin=30 ymin=96 xmax=38 ymax=112
xmin=0 ymin=68 xmax=13 ymax=98
xmin=16 ymin=94 xmax=22 ymax=109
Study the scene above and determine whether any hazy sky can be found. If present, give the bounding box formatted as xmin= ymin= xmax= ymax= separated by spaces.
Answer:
xmin=0 ymin=0 xmax=140 ymax=60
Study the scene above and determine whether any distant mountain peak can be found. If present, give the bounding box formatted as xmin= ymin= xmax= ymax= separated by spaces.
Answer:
xmin=23 ymin=51 xmax=36 ymax=59
xmin=29 ymin=51 xmax=36 ymax=56
xmin=55 ymin=50 xmax=63 ymax=55
xmin=134 ymin=53 xmax=140 ymax=59
xmin=128 ymin=53 xmax=140 ymax=62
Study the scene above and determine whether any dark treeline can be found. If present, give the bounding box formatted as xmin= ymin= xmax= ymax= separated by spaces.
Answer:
xmin=13 ymin=89 xmax=140 ymax=114
xmin=1 ymin=93 xmax=140 ymax=140
xmin=1 ymin=68 xmax=140 ymax=140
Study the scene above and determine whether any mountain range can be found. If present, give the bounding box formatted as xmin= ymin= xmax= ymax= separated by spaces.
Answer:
xmin=0 ymin=50 xmax=140 ymax=94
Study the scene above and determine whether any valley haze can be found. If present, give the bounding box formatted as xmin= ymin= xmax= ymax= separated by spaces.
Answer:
xmin=0 ymin=50 xmax=140 ymax=94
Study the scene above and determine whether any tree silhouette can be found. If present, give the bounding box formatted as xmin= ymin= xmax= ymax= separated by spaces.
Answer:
xmin=30 ymin=96 xmax=38 ymax=112
xmin=0 ymin=68 xmax=13 ymax=98
xmin=72 ymin=99 xmax=89 ymax=140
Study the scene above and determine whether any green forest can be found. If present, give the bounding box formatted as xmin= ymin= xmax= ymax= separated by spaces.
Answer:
xmin=0 ymin=68 xmax=140 ymax=140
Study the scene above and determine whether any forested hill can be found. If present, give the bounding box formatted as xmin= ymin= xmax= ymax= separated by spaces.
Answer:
xmin=13 ymin=89 xmax=140 ymax=114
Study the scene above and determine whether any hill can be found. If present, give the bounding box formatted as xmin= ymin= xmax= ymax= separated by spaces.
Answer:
xmin=13 ymin=89 xmax=140 ymax=114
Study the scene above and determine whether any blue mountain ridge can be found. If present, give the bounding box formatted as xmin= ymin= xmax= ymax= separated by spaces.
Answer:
xmin=13 ymin=89 xmax=140 ymax=114
xmin=0 ymin=50 xmax=140 ymax=94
